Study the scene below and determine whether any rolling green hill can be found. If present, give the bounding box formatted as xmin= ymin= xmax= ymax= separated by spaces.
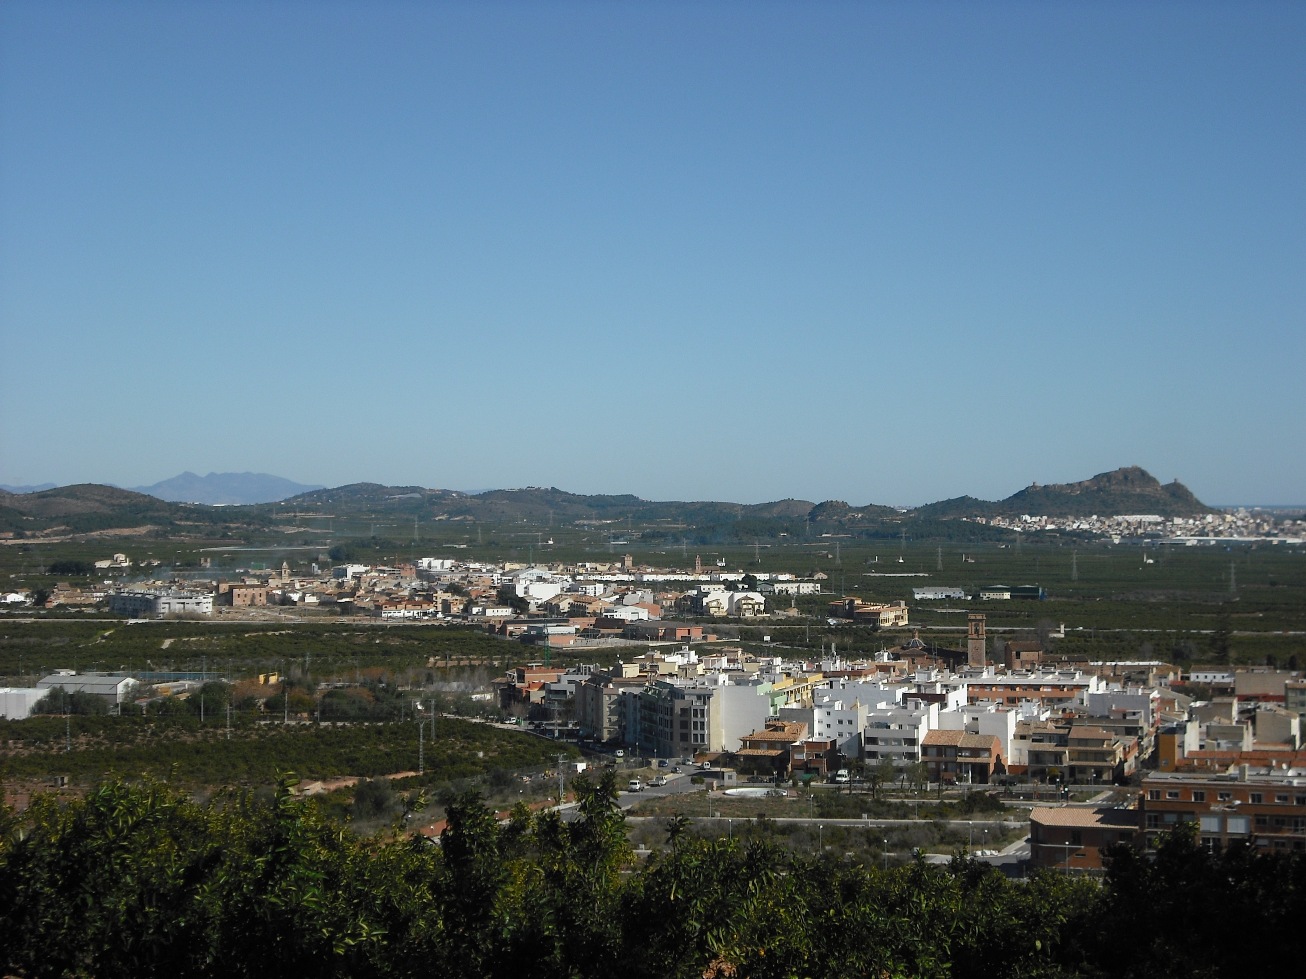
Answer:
xmin=0 ymin=467 xmax=1215 ymax=542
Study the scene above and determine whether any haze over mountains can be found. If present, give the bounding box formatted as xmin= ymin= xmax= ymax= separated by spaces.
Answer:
xmin=4 ymin=473 xmax=322 ymax=505
xmin=128 ymin=472 xmax=325 ymax=506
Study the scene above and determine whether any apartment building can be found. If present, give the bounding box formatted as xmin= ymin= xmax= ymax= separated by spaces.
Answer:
xmin=965 ymin=670 xmax=1105 ymax=710
xmin=920 ymin=730 xmax=1003 ymax=784
xmin=860 ymin=698 xmax=937 ymax=767
xmin=630 ymin=675 xmax=773 ymax=757
xmin=1029 ymin=806 xmax=1141 ymax=871
xmin=1141 ymin=766 xmax=1306 ymax=854
xmin=778 ymin=695 xmax=868 ymax=760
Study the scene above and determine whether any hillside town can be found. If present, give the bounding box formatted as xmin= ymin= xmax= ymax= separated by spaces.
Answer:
xmin=972 ymin=507 xmax=1306 ymax=543
xmin=7 ymin=540 xmax=1305 ymax=878
xmin=17 ymin=552 xmax=874 ymax=634
xmin=492 ymin=622 xmax=1306 ymax=872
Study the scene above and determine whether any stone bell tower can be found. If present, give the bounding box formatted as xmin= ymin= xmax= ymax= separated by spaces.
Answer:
xmin=967 ymin=613 xmax=987 ymax=668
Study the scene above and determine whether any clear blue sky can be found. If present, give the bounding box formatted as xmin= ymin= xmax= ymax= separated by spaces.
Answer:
xmin=2 ymin=1 xmax=1302 ymax=506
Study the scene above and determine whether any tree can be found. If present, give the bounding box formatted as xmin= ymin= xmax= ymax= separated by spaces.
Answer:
xmin=31 ymin=686 xmax=109 ymax=716
xmin=866 ymin=757 xmax=898 ymax=801
xmin=351 ymin=779 xmax=397 ymax=823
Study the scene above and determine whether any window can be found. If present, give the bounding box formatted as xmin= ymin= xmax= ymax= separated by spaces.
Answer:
xmin=1218 ymin=792 xmax=1232 ymax=802
xmin=1167 ymin=790 xmax=1180 ymax=800
xmin=1276 ymin=794 xmax=1289 ymax=804
xmin=1148 ymin=790 xmax=1161 ymax=801
xmin=1251 ymin=793 xmax=1263 ymax=804
xmin=1192 ymin=791 xmax=1206 ymax=802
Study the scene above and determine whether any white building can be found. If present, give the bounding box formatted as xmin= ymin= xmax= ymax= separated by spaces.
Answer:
xmin=36 ymin=671 xmax=138 ymax=707
xmin=0 ymin=687 xmax=46 ymax=720
xmin=862 ymin=697 xmax=939 ymax=767
xmin=936 ymin=703 xmax=1019 ymax=765
xmin=912 ymin=587 xmax=967 ymax=601
xmin=764 ymin=580 xmax=822 ymax=596
xmin=780 ymin=695 xmax=867 ymax=758
xmin=108 ymin=590 xmax=213 ymax=618
xmin=600 ymin=605 xmax=650 ymax=623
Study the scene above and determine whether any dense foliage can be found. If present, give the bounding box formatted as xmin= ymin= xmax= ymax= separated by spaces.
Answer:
xmin=2 ymin=775 xmax=1302 ymax=978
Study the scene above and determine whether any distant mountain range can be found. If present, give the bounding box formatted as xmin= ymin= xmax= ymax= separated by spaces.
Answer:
xmin=284 ymin=467 xmax=1213 ymax=522
xmin=0 ymin=467 xmax=1219 ymax=540
xmin=130 ymin=472 xmax=326 ymax=505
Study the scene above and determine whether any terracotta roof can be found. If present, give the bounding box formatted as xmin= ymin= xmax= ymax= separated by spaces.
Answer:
xmin=922 ymin=730 xmax=999 ymax=750
xmin=1031 ymin=806 xmax=1139 ymax=830
xmin=742 ymin=730 xmax=805 ymax=743
xmin=922 ymin=729 xmax=965 ymax=746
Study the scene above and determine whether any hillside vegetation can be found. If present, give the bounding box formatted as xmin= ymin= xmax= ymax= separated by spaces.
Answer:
xmin=0 ymin=773 xmax=1300 ymax=978
xmin=0 ymin=467 xmax=1217 ymax=541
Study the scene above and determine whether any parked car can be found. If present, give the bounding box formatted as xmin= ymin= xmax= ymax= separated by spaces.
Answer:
xmin=649 ymin=775 xmax=667 ymax=787
xmin=626 ymin=778 xmax=643 ymax=792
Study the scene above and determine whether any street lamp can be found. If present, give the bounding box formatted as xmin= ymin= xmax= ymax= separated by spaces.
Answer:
xmin=882 ymin=838 xmax=889 ymax=871
xmin=1037 ymin=841 xmax=1081 ymax=872
xmin=415 ymin=701 xmax=425 ymax=776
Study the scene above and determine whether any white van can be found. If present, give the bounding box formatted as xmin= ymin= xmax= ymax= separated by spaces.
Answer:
xmin=627 ymin=778 xmax=643 ymax=792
